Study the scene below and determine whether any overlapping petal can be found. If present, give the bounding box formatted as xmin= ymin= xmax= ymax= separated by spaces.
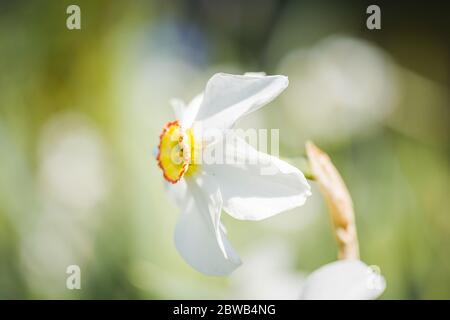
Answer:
xmin=193 ymin=73 xmax=288 ymax=130
xmin=181 ymin=93 xmax=203 ymax=129
xmin=173 ymin=175 xmax=241 ymax=276
xmin=202 ymin=135 xmax=311 ymax=220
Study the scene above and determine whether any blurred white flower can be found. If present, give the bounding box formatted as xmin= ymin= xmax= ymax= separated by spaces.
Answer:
xmin=21 ymin=112 xmax=111 ymax=297
xmin=230 ymin=240 xmax=305 ymax=299
xmin=38 ymin=113 xmax=110 ymax=211
xmin=156 ymin=73 xmax=311 ymax=275
xmin=301 ymin=260 xmax=386 ymax=300
xmin=278 ymin=35 xmax=399 ymax=145
xmin=230 ymin=242 xmax=385 ymax=300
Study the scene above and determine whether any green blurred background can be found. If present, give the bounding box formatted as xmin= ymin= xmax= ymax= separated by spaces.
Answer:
xmin=0 ymin=0 xmax=448 ymax=299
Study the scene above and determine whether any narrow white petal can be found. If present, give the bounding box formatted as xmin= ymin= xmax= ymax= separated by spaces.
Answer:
xmin=194 ymin=73 xmax=288 ymax=130
xmin=174 ymin=176 xmax=241 ymax=276
xmin=170 ymin=98 xmax=186 ymax=120
xmin=301 ymin=260 xmax=386 ymax=300
xmin=181 ymin=93 xmax=203 ymax=129
xmin=188 ymin=176 xmax=225 ymax=257
xmin=202 ymin=136 xmax=311 ymax=221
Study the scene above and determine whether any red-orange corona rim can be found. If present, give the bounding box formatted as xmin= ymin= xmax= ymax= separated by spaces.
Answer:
xmin=156 ymin=120 xmax=192 ymax=183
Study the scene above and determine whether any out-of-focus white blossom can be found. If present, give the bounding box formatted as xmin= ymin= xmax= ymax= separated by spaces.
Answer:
xmin=301 ymin=260 xmax=386 ymax=300
xmin=278 ymin=35 xmax=399 ymax=145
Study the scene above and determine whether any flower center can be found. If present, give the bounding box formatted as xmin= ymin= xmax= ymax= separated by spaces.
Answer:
xmin=157 ymin=121 xmax=197 ymax=183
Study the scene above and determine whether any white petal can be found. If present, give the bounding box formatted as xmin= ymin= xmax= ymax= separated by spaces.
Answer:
xmin=170 ymin=98 xmax=186 ymax=120
xmin=243 ymin=72 xmax=266 ymax=77
xmin=181 ymin=93 xmax=203 ymax=129
xmin=202 ymin=136 xmax=311 ymax=221
xmin=165 ymin=179 xmax=189 ymax=207
xmin=301 ymin=260 xmax=386 ymax=300
xmin=174 ymin=176 xmax=241 ymax=276
xmin=194 ymin=73 xmax=288 ymax=130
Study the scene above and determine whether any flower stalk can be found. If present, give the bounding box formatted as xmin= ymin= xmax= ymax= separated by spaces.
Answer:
xmin=306 ymin=141 xmax=359 ymax=260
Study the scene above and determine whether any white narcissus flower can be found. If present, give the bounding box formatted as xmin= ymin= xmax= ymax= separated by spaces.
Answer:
xmin=301 ymin=260 xmax=386 ymax=300
xmin=156 ymin=73 xmax=311 ymax=275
